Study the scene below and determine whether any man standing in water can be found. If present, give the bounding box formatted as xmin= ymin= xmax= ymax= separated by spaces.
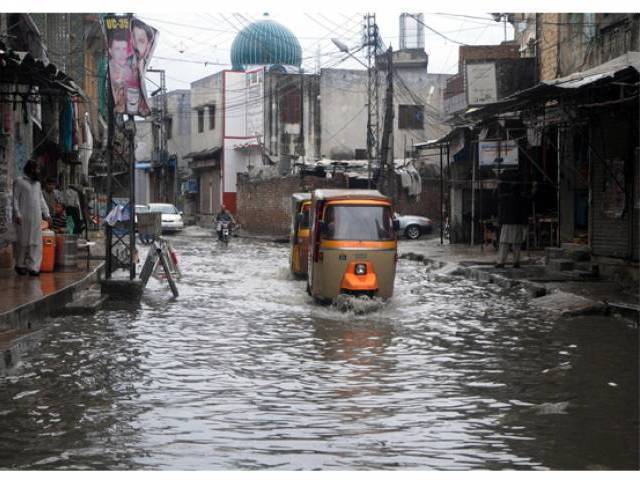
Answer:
xmin=13 ymin=160 xmax=51 ymax=276
xmin=495 ymin=174 xmax=534 ymax=269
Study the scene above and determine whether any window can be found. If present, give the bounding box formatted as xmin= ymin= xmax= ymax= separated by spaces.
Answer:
xmin=208 ymin=105 xmax=215 ymax=130
xmin=149 ymin=204 xmax=178 ymax=214
xmin=323 ymin=205 xmax=394 ymax=241
xmin=279 ymin=86 xmax=301 ymax=124
xmin=166 ymin=117 xmax=173 ymax=140
xmin=197 ymin=108 xmax=204 ymax=133
xmin=398 ymin=105 xmax=424 ymax=129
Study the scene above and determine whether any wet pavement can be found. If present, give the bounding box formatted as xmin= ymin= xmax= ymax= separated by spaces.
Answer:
xmin=0 ymin=232 xmax=638 ymax=470
xmin=0 ymin=261 xmax=100 ymax=318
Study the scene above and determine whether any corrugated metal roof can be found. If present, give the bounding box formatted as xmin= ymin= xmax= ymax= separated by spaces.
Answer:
xmin=0 ymin=42 xmax=84 ymax=97
xmin=292 ymin=192 xmax=311 ymax=202
xmin=464 ymin=51 xmax=640 ymax=120
xmin=544 ymin=51 xmax=640 ymax=89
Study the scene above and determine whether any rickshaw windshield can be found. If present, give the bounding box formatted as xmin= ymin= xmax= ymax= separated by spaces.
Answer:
xmin=323 ymin=205 xmax=394 ymax=241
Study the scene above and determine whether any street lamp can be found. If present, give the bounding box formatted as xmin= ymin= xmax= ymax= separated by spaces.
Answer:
xmin=331 ymin=38 xmax=367 ymax=68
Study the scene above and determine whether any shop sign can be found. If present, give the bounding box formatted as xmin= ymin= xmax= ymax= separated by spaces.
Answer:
xmin=478 ymin=140 xmax=519 ymax=167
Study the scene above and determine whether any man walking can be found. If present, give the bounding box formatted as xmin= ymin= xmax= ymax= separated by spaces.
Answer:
xmin=13 ymin=160 xmax=51 ymax=276
xmin=495 ymin=178 xmax=532 ymax=269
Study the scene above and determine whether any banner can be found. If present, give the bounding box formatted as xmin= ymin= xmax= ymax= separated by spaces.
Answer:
xmin=103 ymin=15 xmax=157 ymax=117
xmin=131 ymin=17 xmax=158 ymax=116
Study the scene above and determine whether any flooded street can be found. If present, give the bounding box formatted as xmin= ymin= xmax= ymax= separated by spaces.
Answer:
xmin=0 ymin=233 xmax=637 ymax=470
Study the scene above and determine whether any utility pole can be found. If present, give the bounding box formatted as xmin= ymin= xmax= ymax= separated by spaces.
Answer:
xmin=298 ymin=73 xmax=305 ymax=166
xmin=378 ymin=46 xmax=395 ymax=197
xmin=105 ymin=73 xmax=114 ymax=278
xmin=148 ymin=68 xmax=167 ymax=202
xmin=364 ymin=13 xmax=380 ymax=189
xmin=492 ymin=13 xmax=509 ymax=42
xmin=104 ymin=13 xmax=137 ymax=280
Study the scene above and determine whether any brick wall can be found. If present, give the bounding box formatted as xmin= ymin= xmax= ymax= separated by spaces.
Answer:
xmin=444 ymin=73 xmax=464 ymax=98
xmin=236 ymin=174 xmax=347 ymax=236
xmin=237 ymin=171 xmax=445 ymax=237
xmin=458 ymin=43 xmax=520 ymax=73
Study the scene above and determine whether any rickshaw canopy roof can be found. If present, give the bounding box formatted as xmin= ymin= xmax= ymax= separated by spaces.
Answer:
xmin=292 ymin=192 xmax=312 ymax=202
xmin=312 ymin=189 xmax=390 ymax=202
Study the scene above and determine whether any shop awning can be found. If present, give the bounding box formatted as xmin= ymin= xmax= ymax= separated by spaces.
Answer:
xmin=184 ymin=146 xmax=221 ymax=159
xmin=0 ymin=41 xmax=85 ymax=98
xmin=233 ymin=142 xmax=261 ymax=151
xmin=414 ymin=127 xmax=469 ymax=155
xmin=544 ymin=51 xmax=640 ymax=89
xmin=413 ymin=135 xmax=449 ymax=149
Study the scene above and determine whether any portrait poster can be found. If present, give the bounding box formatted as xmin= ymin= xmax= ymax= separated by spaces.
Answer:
xmin=103 ymin=15 xmax=157 ymax=117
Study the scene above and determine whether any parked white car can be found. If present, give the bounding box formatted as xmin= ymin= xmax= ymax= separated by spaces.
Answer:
xmin=148 ymin=203 xmax=184 ymax=233
xmin=394 ymin=213 xmax=433 ymax=240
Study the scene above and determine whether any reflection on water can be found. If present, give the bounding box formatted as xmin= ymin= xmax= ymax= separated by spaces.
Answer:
xmin=0 ymin=235 xmax=637 ymax=470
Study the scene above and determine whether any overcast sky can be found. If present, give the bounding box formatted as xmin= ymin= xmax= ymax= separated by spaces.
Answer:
xmin=135 ymin=11 xmax=514 ymax=92
xmin=27 ymin=0 xmax=627 ymax=93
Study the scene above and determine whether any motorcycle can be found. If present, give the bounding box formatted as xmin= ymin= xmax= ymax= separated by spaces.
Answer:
xmin=216 ymin=220 xmax=232 ymax=245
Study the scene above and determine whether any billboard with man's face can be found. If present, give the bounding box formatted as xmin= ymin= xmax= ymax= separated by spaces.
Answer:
xmin=103 ymin=14 xmax=158 ymax=117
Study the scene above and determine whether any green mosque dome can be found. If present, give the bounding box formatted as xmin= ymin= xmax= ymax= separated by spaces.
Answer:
xmin=230 ymin=18 xmax=302 ymax=71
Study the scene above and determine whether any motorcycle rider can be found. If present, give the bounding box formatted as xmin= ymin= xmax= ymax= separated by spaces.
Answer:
xmin=215 ymin=204 xmax=236 ymax=241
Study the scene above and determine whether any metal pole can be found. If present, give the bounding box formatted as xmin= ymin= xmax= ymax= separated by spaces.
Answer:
xmin=446 ymin=142 xmax=450 ymax=242
xmin=129 ymin=117 xmax=136 ymax=280
xmin=503 ymin=15 xmax=507 ymax=42
xmin=105 ymin=73 xmax=114 ymax=279
xmin=161 ymin=70 xmax=168 ymax=203
xmin=587 ymin=124 xmax=592 ymax=251
xmin=471 ymin=140 xmax=476 ymax=246
xmin=365 ymin=13 xmax=379 ymax=189
xmin=440 ymin=143 xmax=443 ymax=245
xmin=556 ymin=126 xmax=561 ymax=247
xmin=387 ymin=47 xmax=394 ymax=198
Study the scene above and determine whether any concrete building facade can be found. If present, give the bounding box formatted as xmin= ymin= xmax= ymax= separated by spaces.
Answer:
xmin=320 ymin=50 xmax=451 ymax=161
xmin=187 ymin=72 xmax=224 ymax=224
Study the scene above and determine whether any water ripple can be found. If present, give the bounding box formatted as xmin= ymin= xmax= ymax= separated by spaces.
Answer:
xmin=0 ymin=236 xmax=637 ymax=470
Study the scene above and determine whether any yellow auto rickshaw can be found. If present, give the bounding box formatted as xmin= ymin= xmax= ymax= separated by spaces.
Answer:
xmin=306 ymin=189 xmax=399 ymax=302
xmin=290 ymin=192 xmax=311 ymax=278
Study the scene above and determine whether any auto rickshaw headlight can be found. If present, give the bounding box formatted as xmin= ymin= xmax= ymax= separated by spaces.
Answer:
xmin=355 ymin=263 xmax=367 ymax=275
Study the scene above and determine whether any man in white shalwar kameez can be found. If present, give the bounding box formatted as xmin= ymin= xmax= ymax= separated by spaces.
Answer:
xmin=13 ymin=160 xmax=51 ymax=276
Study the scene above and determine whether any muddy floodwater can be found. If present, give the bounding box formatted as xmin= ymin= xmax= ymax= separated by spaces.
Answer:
xmin=0 ymin=234 xmax=638 ymax=470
